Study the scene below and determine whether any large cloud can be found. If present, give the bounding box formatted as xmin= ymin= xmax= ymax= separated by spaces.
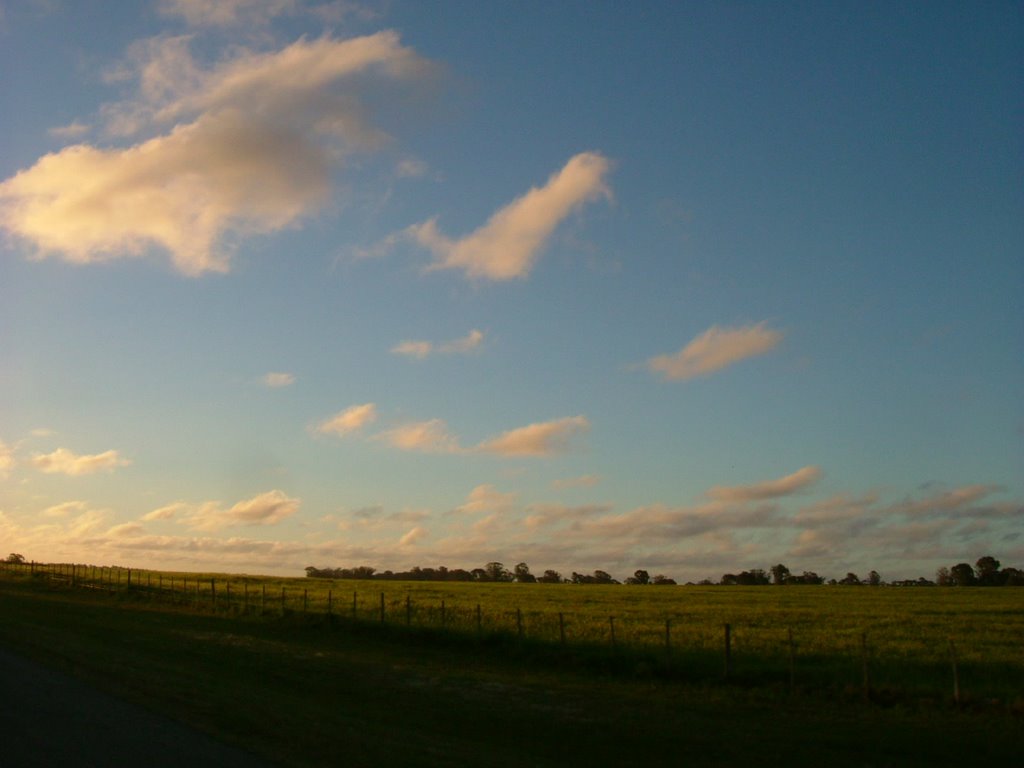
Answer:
xmin=31 ymin=448 xmax=131 ymax=476
xmin=647 ymin=322 xmax=783 ymax=381
xmin=409 ymin=152 xmax=611 ymax=280
xmin=0 ymin=32 xmax=429 ymax=275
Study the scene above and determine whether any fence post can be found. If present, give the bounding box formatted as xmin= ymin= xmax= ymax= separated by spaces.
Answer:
xmin=517 ymin=608 xmax=523 ymax=639
xmin=948 ymin=638 xmax=961 ymax=707
xmin=406 ymin=594 xmax=411 ymax=626
xmin=723 ymin=623 xmax=732 ymax=678
xmin=441 ymin=599 xmax=446 ymax=629
xmin=379 ymin=592 xmax=385 ymax=624
xmin=559 ymin=612 xmax=566 ymax=646
xmin=327 ymin=589 xmax=332 ymax=619
xmin=609 ymin=616 xmax=616 ymax=647
xmin=476 ymin=604 xmax=482 ymax=635
xmin=352 ymin=591 xmax=358 ymax=620
xmin=665 ymin=619 xmax=672 ymax=653
xmin=303 ymin=589 xmax=308 ymax=615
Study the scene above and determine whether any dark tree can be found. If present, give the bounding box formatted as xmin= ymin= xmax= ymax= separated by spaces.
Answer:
xmin=975 ymin=556 xmax=1002 ymax=586
xmin=652 ymin=574 xmax=677 ymax=585
xmin=513 ymin=562 xmax=536 ymax=583
xmin=867 ymin=570 xmax=881 ymax=586
xmin=6 ymin=553 xmax=26 ymax=564
xmin=770 ymin=563 xmax=790 ymax=585
xmin=950 ymin=563 xmax=977 ymax=586
xmin=626 ymin=569 xmax=650 ymax=585
xmin=538 ymin=569 xmax=563 ymax=583
xmin=839 ymin=572 xmax=861 ymax=585
xmin=935 ymin=566 xmax=952 ymax=586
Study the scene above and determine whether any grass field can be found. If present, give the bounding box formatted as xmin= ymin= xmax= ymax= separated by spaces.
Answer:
xmin=0 ymin=571 xmax=1022 ymax=767
xmin=6 ymin=561 xmax=1024 ymax=705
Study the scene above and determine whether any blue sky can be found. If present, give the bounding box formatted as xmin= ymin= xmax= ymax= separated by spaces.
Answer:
xmin=1 ymin=0 xmax=1021 ymax=581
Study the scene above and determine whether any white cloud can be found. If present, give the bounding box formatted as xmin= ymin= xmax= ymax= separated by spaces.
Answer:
xmin=159 ymin=0 xmax=297 ymax=27
xmin=551 ymin=474 xmax=601 ymax=490
xmin=391 ymin=329 xmax=485 ymax=359
xmin=396 ymin=158 xmax=427 ymax=178
xmin=476 ymin=415 xmax=589 ymax=457
xmin=48 ymin=121 xmax=91 ymax=139
xmin=0 ymin=32 xmax=430 ymax=275
xmin=377 ymin=419 xmax=461 ymax=453
xmin=31 ymin=448 xmax=131 ymax=476
xmin=398 ymin=526 xmax=427 ymax=547
xmin=316 ymin=403 xmax=377 ymax=436
xmin=142 ymin=502 xmax=188 ymax=521
xmin=647 ymin=322 xmax=784 ymax=381
xmin=42 ymin=501 xmax=90 ymax=518
xmin=107 ymin=522 xmax=145 ymax=538
xmin=180 ymin=490 xmax=300 ymax=531
xmin=0 ymin=440 xmax=13 ymax=478
xmin=263 ymin=371 xmax=296 ymax=388
xmin=409 ymin=152 xmax=611 ymax=280
xmin=455 ymin=484 xmax=518 ymax=515
xmin=706 ymin=466 xmax=823 ymax=503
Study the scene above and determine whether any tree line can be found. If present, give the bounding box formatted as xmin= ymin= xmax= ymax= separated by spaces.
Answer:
xmin=305 ymin=555 xmax=1022 ymax=587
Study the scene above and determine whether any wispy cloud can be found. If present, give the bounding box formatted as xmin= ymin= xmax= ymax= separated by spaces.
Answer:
xmin=262 ymin=371 xmax=295 ymax=388
xmin=707 ymin=466 xmax=823 ymax=502
xmin=551 ymin=474 xmax=601 ymax=490
xmin=0 ymin=32 xmax=431 ymax=275
xmin=316 ymin=403 xmax=377 ymax=436
xmin=0 ymin=440 xmax=13 ymax=478
xmin=476 ymin=415 xmax=589 ymax=457
xmin=377 ymin=419 xmax=461 ymax=454
xmin=407 ymin=152 xmax=611 ymax=281
xmin=48 ymin=121 xmax=91 ymax=139
xmin=165 ymin=490 xmax=301 ymax=531
xmin=647 ymin=322 xmax=783 ymax=381
xmin=391 ymin=329 xmax=485 ymax=359
xmin=31 ymin=448 xmax=131 ymax=476
xmin=454 ymin=484 xmax=518 ymax=515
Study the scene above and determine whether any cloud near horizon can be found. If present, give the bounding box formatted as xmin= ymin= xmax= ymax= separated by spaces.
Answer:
xmin=31 ymin=448 xmax=131 ymax=476
xmin=408 ymin=152 xmax=611 ymax=280
xmin=647 ymin=322 xmax=783 ymax=381
xmin=0 ymin=31 xmax=430 ymax=275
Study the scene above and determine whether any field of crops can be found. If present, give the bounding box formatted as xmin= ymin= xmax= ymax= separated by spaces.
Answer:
xmin=6 ymin=560 xmax=1023 ymax=705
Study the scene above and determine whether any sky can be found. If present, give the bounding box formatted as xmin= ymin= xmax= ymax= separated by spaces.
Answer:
xmin=1 ymin=0 xmax=1021 ymax=582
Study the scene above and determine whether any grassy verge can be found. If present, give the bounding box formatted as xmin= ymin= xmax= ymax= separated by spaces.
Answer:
xmin=0 ymin=577 xmax=1020 ymax=767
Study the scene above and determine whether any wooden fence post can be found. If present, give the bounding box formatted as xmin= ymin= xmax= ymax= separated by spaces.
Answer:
xmin=559 ymin=612 xmax=566 ymax=646
xmin=476 ymin=604 xmax=482 ymax=635
xmin=441 ymin=599 xmax=446 ymax=629
xmin=406 ymin=594 xmax=411 ymax=626
xmin=609 ymin=616 xmax=616 ymax=647
xmin=723 ymin=623 xmax=732 ymax=678
xmin=379 ymin=592 xmax=385 ymax=624
xmin=665 ymin=619 xmax=672 ymax=653
xmin=352 ymin=591 xmax=358 ymax=620
xmin=517 ymin=608 xmax=523 ymax=639
xmin=327 ymin=589 xmax=332 ymax=619
xmin=303 ymin=589 xmax=308 ymax=614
